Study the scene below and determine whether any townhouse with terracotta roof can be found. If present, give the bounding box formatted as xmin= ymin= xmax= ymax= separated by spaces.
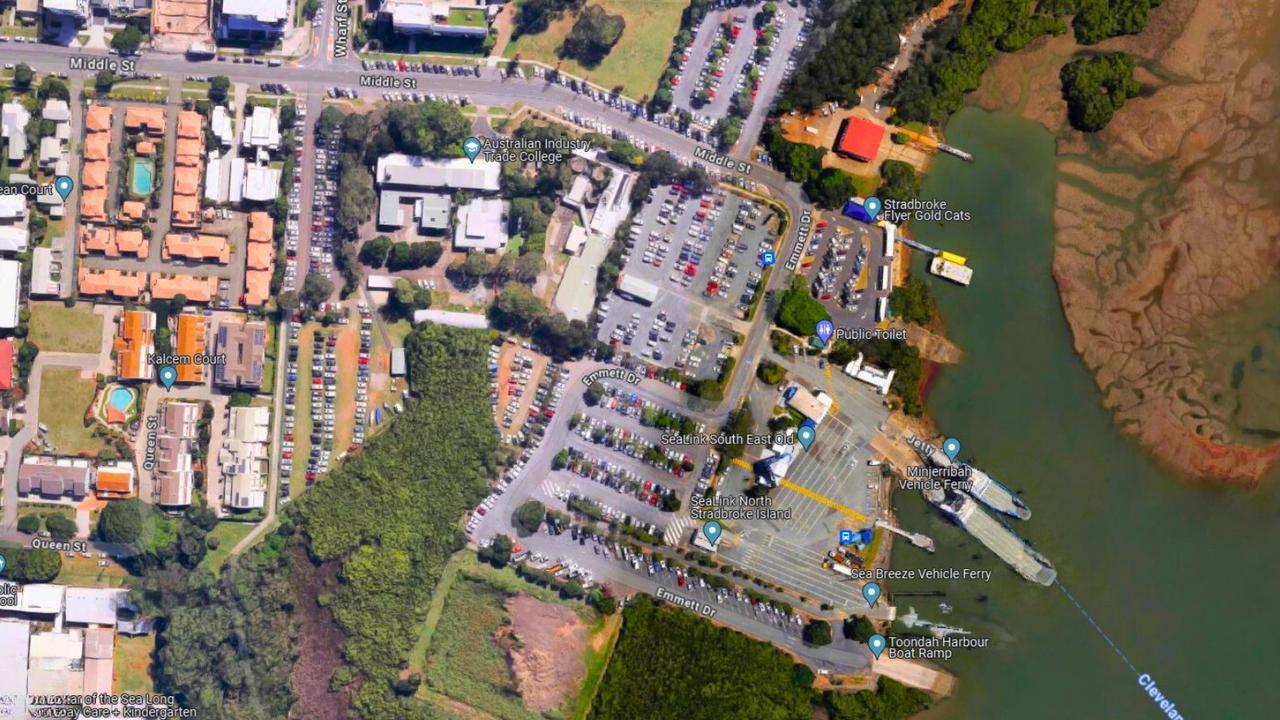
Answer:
xmin=244 ymin=211 xmax=274 ymax=307
xmin=81 ymin=105 xmax=113 ymax=225
xmin=94 ymin=461 xmax=136 ymax=498
xmin=149 ymin=273 xmax=219 ymax=303
xmin=114 ymin=309 xmax=155 ymax=381
xmin=124 ymin=106 xmax=165 ymax=137
xmin=174 ymin=312 xmax=208 ymax=384
xmin=79 ymin=227 xmax=149 ymax=258
xmin=162 ymin=233 xmax=230 ymax=264
xmin=77 ymin=267 xmax=146 ymax=299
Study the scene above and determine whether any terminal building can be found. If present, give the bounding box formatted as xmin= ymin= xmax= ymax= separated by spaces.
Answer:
xmin=833 ymin=116 xmax=885 ymax=163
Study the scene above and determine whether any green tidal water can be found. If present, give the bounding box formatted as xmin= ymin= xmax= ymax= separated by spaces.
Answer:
xmin=888 ymin=107 xmax=1280 ymax=719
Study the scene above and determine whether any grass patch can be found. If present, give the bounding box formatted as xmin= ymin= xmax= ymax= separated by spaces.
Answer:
xmin=422 ymin=574 xmax=541 ymax=720
xmin=56 ymin=553 xmax=130 ymax=588
xmin=39 ymin=367 xmax=108 ymax=456
xmin=503 ymin=0 xmax=686 ymax=99
xmin=572 ymin=612 xmax=621 ymax=720
xmin=449 ymin=7 xmax=486 ymax=27
xmin=114 ymin=635 xmax=155 ymax=694
xmin=28 ymin=302 xmax=103 ymax=353
xmin=199 ymin=521 xmax=256 ymax=574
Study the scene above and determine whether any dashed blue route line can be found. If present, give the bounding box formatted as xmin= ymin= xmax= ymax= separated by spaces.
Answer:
xmin=1057 ymin=580 xmax=1137 ymax=674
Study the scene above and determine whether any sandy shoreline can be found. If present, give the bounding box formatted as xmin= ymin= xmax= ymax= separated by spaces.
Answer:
xmin=965 ymin=0 xmax=1280 ymax=485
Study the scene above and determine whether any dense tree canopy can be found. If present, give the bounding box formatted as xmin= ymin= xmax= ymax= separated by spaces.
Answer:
xmin=775 ymin=276 xmax=830 ymax=336
xmin=1060 ymin=53 xmax=1141 ymax=132
xmin=561 ymin=4 xmax=626 ymax=66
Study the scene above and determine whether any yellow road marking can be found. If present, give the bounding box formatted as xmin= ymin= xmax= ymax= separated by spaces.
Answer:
xmin=823 ymin=363 xmax=841 ymax=414
xmin=779 ymin=479 xmax=866 ymax=522
xmin=731 ymin=457 xmax=753 ymax=470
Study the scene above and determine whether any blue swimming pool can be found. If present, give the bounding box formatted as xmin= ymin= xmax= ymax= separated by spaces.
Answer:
xmin=108 ymin=387 xmax=133 ymax=412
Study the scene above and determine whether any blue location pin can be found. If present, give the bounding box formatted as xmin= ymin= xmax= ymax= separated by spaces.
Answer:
xmin=759 ymin=250 xmax=776 ymax=267
xmin=796 ymin=425 xmax=816 ymax=450
xmin=868 ymin=633 xmax=887 ymax=659
xmin=0 ymin=552 xmax=6 ymax=575
xmin=158 ymin=365 xmax=177 ymax=390
xmin=942 ymin=437 xmax=960 ymax=462
xmin=702 ymin=520 xmax=722 ymax=543
xmin=815 ymin=319 xmax=834 ymax=346
xmin=462 ymin=136 xmax=483 ymax=163
xmin=862 ymin=581 xmax=881 ymax=608
xmin=864 ymin=196 xmax=882 ymax=221
xmin=54 ymin=175 xmax=74 ymax=201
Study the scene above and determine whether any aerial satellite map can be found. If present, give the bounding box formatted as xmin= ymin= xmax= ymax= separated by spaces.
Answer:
xmin=0 ymin=0 xmax=1274 ymax=718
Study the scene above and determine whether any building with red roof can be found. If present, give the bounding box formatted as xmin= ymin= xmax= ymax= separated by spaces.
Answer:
xmin=0 ymin=338 xmax=12 ymax=391
xmin=834 ymin=116 xmax=885 ymax=163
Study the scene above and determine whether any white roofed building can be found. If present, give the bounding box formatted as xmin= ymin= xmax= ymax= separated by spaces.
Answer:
xmin=0 ymin=102 xmax=30 ymax=162
xmin=0 ymin=620 xmax=30 ymax=720
xmin=218 ymin=0 xmax=289 ymax=40
xmin=64 ymin=587 xmax=127 ymax=626
xmin=376 ymin=153 xmax=500 ymax=192
xmin=211 ymin=106 xmax=235 ymax=148
xmin=240 ymin=106 xmax=283 ymax=152
xmin=220 ymin=405 xmax=270 ymax=511
xmin=0 ymin=259 xmax=20 ymax=329
xmin=453 ymin=198 xmax=508 ymax=252
xmin=382 ymin=1 xmax=491 ymax=37
xmin=615 ymin=273 xmax=660 ymax=304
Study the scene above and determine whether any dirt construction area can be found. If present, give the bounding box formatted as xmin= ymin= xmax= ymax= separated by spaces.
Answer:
xmin=504 ymin=594 xmax=588 ymax=713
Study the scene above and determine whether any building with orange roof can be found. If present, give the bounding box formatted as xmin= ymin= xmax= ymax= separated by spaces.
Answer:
xmin=244 ymin=269 xmax=272 ymax=307
xmin=116 ymin=230 xmax=147 ymax=256
xmin=171 ymin=195 xmax=200 ymax=228
xmin=163 ymin=233 xmax=229 ymax=264
xmin=80 ymin=190 xmax=108 ymax=223
xmin=247 ymin=211 xmax=273 ymax=243
xmin=85 ymin=105 xmax=112 ymax=133
xmin=136 ymin=141 xmax=156 ymax=156
xmin=78 ymin=268 xmax=146 ymax=298
xmin=95 ymin=462 xmax=136 ymax=497
xmin=124 ymin=106 xmax=165 ymax=136
xmin=173 ymin=165 xmax=201 ymax=195
xmin=81 ymin=161 xmax=109 ymax=189
xmin=121 ymin=201 xmax=147 ymax=223
xmin=177 ymin=110 xmax=202 ymax=138
xmin=175 ymin=138 xmax=202 ymax=165
xmin=85 ymin=133 xmax=110 ymax=161
xmin=150 ymin=273 xmax=218 ymax=303
xmin=174 ymin=312 xmax=207 ymax=384
xmin=114 ymin=309 xmax=155 ymax=380
xmin=79 ymin=227 xmax=148 ymax=258
xmin=246 ymin=241 xmax=274 ymax=271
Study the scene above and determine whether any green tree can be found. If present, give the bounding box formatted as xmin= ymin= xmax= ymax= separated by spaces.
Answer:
xmin=561 ymin=4 xmax=626 ymax=67
xmin=209 ymin=76 xmax=231 ymax=103
xmin=316 ymin=105 xmax=346 ymax=137
xmin=36 ymin=76 xmax=69 ymax=102
xmin=111 ymin=24 xmax=145 ymax=54
xmin=300 ymin=272 xmax=334 ymax=307
xmin=3 ymin=548 xmax=61 ymax=582
xmin=888 ymin=274 xmax=933 ymax=325
xmin=878 ymin=160 xmax=921 ymax=204
xmin=98 ymin=497 xmax=145 ymax=544
xmin=46 ymin=513 xmax=78 ymax=540
xmin=775 ymin=276 xmax=830 ymax=336
xmin=843 ymin=615 xmax=876 ymax=643
xmin=13 ymin=64 xmax=32 ymax=90
xmin=358 ymin=235 xmax=392 ymax=267
xmin=514 ymin=500 xmax=546 ymax=534
xmin=802 ymin=619 xmax=832 ymax=646
xmin=756 ymin=360 xmax=786 ymax=385
xmin=17 ymin=514 xmax=40 ymax=534
xmin=1060 ymin=53 xmax=1141 ymax=132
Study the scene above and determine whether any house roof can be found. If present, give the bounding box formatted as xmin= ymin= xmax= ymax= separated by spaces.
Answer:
xmin=78 ymin=267 xmax=145 ymax=297
xmin=85 ymin=105 xmax=112 ymax=132
xmin=246 ymin=241 xmax=274 ymax=271
xmin=121 ymin=201 xmax=146 ymax=221
xmin=82 ymin=160 xmax=109 ymax=187
xmin=115 ymin=309 xmax=155 ymax=380
xmin=124 ymin=106 xmax=165 ymax=135
xmin=175 ymin=138 xmax=203 ymax=165
xmin=81 ymin=190 xmax=108 ymax=222
xmin=247 ymin=211 xmax=273 ymax=242
xmin=0 ymin=338 xmax=13 ymax=391
xmin=173 ymin=165 xmax=201 ymax=194
xmin=150 ymin=273 xmax=218 ymax=302
xmin=164 ymin=233 xmax=229 ymax=263
xmin=244 ymin=269 xmax=272 ymax=307
xmin=84 ymin=132 xmax=110 ymax=160
xmin=136 ymin=140 xmax=156 ymax=156
xmin=175 ymin=313 xmax=207 ymax=383
xmin=834 ymin=116 xmax=885 ymax=162
xmin=177 ymin=110 xmax=202 ymax=139
xmin=65 ymin=587 xmax=127 ymax=626
xmin=96 ymin=466 xmax=134 ymax=495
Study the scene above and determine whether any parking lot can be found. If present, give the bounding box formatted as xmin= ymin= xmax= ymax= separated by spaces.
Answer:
xmin=491 ymin=341 xmax=550 ymax=441
xmin=672 ymin=1 xmax=812 ymax=127
xmin=802 ymin=215 xmax=895 ymax=331
xmin=597 ymin=184 xmax=773 ymax=379
xmin=711 ymin=354 xmax=891 ymax=611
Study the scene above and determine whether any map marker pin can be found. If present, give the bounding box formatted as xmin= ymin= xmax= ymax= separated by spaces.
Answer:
xmin=942 ymin=437 xmax=960 ymax=462
xmin=815 ymin=319 xmax=834 ymax=346
xmin=158 ymin=365 xmax=177 ymax=390
xmin=462 ymin=136 xmax=483 ymax=163
xmin=54 ymin=175 xmax=74 ymax=201
xmin=702 ymin=520 xmax=722 ymax=543
xmin=868 ymin=633 xmax=886 ymax=659
xmin=0 ymin=552 xmax=6 ymax=575
xmin=796 ymin=425 xmax=816 ymax=450
xmin=864 ymin=196 xmax=882 ymax=221
xmin=862 ymin=581 xmax=881 ymax=608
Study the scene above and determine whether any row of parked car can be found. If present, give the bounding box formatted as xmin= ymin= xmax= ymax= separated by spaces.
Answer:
xmin=363 ymin=59 xmax=482 ymax=76
xmin=280 ymin=106 xmax=307 ymax=292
